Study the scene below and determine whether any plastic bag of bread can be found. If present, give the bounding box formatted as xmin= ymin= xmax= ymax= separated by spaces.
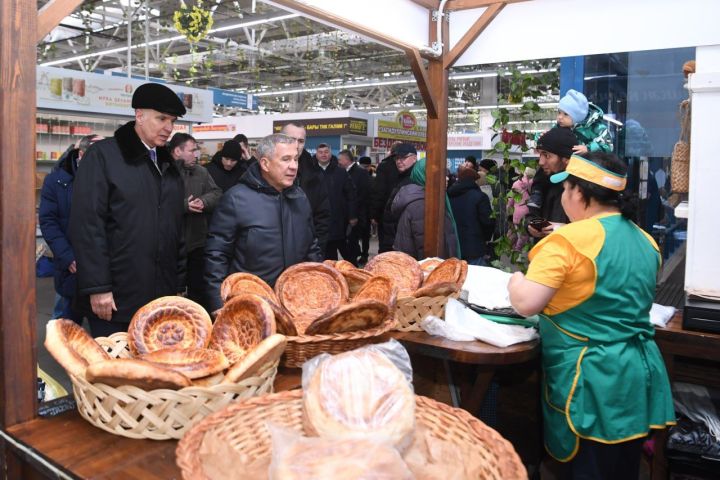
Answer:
xmin=268 ymin=424 xmax=414 ymax=480
xmin=301 ymin=340 xmax=415 ymax=451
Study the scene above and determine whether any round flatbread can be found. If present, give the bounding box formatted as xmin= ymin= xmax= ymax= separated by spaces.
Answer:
xmin=303 ymin=349 xmax=415 ymax=450
xmin=191 ymin=371 xmax=224 ymax=388
xmin=340 ymin=268 xmax=374 ymax=297
xmin=266 ymin=298 xmax=298 ymax=337
xmin=353 ymin=276 xmax=394 ymax=306
xmin=139 ymin=347 xmax=229 ymax=379
xmin=304 ymin=300 xmax=389 ymax=335
xmin=413 ymin=281 xmax=460 ymax=298
xmin=457 ymin=260 xmax=469 ymax=289
xmin=44 ymin=319 xmax=110 ymax=378
xmin=85 ymin=358 xmax=192 ymax=390
xmin=334 ymin=260 xmax=356 ymax=272
xmin=364 ymin=252 xmax=423 ymax=298
xmin=424 ymin=257 xmax=462 ymax=287
xmin=220 ymin=272 xmax=277 ymax=304
xmin=419 ymin=257 xmax=443 ymax=277
xmin=221 ymin=334 xmax=287 ymax=384
xmin=209 ymin=294 xmax=276 ymax=364
xmin=127 ymin=296 xmax=212 ymax=357
xmin=274 ymin=262 xmax=349 ymax=334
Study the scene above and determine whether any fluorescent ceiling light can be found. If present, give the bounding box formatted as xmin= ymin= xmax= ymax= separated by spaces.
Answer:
xmin=40 ymin=13 xmax=300 ymax=67
xmin=253 ymin=78 xmax=415 ymax=96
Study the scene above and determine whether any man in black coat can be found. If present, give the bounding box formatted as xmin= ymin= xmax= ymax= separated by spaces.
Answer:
xmin=377 ymin=143 xmax=418 ymax=253
xmin=281 ymin=122 xmax=330 ymax=252
xmin=369 ymin=144 xmax=401 ymax=253
xmin=338 ymin=149 xmax=371 ymax=265
xmin=312 ymin=144 xmax=358 ymax=263
xmin=69 ymin=83 xmax=187 ymax=337
xmin=204 ymin=133 xmax=323 ymax=314
xmin=205 ymin=139 xmax=247 ymax=193
xmin=448 ymin=164 xmax=495 ymax=265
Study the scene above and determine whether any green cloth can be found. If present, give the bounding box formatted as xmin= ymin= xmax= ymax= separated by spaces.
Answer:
xmin=410 ymin=158 xmax=462 ymax=257
xmin=540 ymin=215 xmax=675 ymax=461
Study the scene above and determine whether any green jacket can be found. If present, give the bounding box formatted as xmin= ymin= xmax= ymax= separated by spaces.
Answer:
xmin=573 ymin=103 xmax=612 ymax=153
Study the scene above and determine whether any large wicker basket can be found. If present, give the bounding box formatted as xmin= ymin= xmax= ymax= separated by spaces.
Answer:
xmin=176 ymin=389 xmax=526 ymax=480
xmin=395 ymin=291 xmax=460 ymax=331
xmin=71 ymin=332 xmax=280 ymax=440
xmin=281 ymin=315 xmax=395 ymax=368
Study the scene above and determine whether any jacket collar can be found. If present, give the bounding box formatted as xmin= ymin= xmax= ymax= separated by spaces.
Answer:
xmin=241 ymin=161 xmax=303 ymax=198
xmin=114 ymin=121 xmax=178 ymax=172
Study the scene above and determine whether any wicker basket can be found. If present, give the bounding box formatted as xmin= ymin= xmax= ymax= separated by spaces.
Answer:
xmin=395 ymin=292 xmax=460 ymax=331
xmin=281 ymin=315 xmax=395 ymax=368
xmin=176 ymin=389 xmax=526 ymax=480
xmin=71 ymin=332 xmax=280 ymax=440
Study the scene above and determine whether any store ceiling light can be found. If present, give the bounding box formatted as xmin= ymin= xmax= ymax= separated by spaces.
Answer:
xmin=40 ymin=13 xmax=300 ymax=67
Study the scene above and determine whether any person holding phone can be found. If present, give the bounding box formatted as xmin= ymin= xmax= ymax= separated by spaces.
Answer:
xmin=508 ymin=152 xmax=674 ymax=478
xmin=526 ymin=127 xmax=577 ymax=239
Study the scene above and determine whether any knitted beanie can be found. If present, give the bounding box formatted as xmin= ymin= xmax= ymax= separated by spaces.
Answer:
xmin=558 ymin=89 xmax=589 ymax=124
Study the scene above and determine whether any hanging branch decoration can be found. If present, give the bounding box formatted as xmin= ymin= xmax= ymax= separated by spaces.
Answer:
xmin=173 ymin=1 xmax=213 ymax=44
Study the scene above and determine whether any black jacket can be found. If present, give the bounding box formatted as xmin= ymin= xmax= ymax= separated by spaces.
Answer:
xmin=298 ymin=149 xmax=330 ymax=251
xmin=178 ymin=161 xmax=222 ymax=252
xmin=348 ymin=163 xmax=371 ymax=226
xmin=205 ymin=151 xmax=247 ymax=193
xmin=527 ymin=169 xmax=569 ymax=226
xmin=379 ymin=167 xmax=412 ymax=252
xmin=204 ymin=161 xmax=323 ymax=313
xmin=369 ymin=154 xmax=399 ymax=222
xmin=312 ymin=156 xmax=358 ymax=241
xmin=448 ymin=179 xmax=495 ymax=260
xmin=69 ymin=122 xmax=186 ymax=323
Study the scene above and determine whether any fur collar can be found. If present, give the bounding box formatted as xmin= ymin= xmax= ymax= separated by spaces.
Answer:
xmin=114 ymin=121 xmax=177 ymax=171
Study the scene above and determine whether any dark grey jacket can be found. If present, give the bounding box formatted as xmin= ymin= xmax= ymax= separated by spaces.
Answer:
xmin=204 ymin=161 xmax=322 ymax=312
xmin=69 ymin=122 xmax=186 ymax=323
xmin=391 ymin=183 xmax=458 ymax=260
xmin=178 ymin=162 xmax=222 ymax=252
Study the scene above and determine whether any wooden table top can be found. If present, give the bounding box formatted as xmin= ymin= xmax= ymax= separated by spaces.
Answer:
xmin=389 ymin=330 xmax=540 ymax=365
xmin=654 ymin=312 xmax=720 ymax=361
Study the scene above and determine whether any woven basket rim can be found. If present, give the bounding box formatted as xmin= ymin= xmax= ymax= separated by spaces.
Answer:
xmin=284 ymin=313 xmax=396 ymax=344
xmin=176 ymin=389 xmax=526 ymax=480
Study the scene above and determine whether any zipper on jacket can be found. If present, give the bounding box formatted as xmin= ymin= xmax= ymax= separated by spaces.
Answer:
xmin=279 ymin=192 xmax=287 ymax=268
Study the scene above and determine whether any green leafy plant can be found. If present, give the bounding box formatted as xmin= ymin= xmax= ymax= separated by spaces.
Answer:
xmin=488 ymin=63 xmax=559 ymax=271
xmin=173 ymin=1 xmax=213 ymax=43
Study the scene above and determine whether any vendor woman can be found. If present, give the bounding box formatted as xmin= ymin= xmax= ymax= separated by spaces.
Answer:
xmin=508 ymin=152 xmax=675 ymax=479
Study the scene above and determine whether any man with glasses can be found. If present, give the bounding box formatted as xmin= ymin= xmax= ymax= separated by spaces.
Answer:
xmin=379 ymin=143 xmax=418 ymax=253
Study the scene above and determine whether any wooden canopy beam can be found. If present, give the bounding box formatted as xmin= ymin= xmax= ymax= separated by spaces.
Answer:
xmin=37 ymin=0 xmax=84 ymax=43
xmin=444 ymin=2 xmax=505 ymax=69
xmin=1 ymin=0 xmax=40 ymax=433
xmin=405 ymin=48 xmax=438 ymax=119
xmin=445 ymin=0 xmax=529 ymax=11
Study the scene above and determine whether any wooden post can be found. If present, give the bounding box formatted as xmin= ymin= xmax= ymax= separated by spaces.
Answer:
xmin=423 ymin=11 xmax=450 ymax=257
xmin=0 ymin=0 xmax=40 ymax=432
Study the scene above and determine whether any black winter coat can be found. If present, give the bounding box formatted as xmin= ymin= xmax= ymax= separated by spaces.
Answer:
xmin=390 ymin=184 xmax=458 ymax=260
xmin=527 ymin=169 xmax=569 ymax=226
xmin=311 ymin=156 xmax=357 ymax=241
xmin=348 ymin=163 xmax=371 ymax=226
xmin=369 ymin=155 xmax=399 ymax=222
xmin=298 ymin=149 xmax=330 ymax=251
xmin=69 ymin=122 xmax=186 ymax=323
xmin=178 ymin=162 xmax=222 ymax=252
xmin=448 ymin=179 xmax=495 ymax=260
xmin=205 ymin=152 xmax=247 ymax=192
xmin=204 ymin=161 xmax=323 ymax=313
xmin=379 ymin=168 xmax=412 ymax=252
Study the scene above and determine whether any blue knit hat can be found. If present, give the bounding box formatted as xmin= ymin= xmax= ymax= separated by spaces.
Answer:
xmin=558 ymin=89 xmax=589 ymax=124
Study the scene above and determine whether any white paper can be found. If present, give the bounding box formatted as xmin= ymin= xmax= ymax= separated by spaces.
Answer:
xmin=461 ymin=266 xmax=514 ymax=309
xmin=649 ymin=303 xmax=676 ymax=328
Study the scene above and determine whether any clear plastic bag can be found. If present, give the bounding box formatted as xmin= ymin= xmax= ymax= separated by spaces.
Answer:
xmin=268 ymin=423 xmax=414 ymax=480
xmin=301 ymin=339 xmax=416 ymax=450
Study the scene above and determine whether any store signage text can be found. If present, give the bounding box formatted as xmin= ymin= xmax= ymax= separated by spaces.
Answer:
xmin=272 ymin=117 xmax=368 ymax=137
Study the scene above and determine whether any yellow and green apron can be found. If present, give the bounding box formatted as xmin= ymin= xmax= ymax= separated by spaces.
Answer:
xmin=528 ymin=213 xmax=675 ymax=461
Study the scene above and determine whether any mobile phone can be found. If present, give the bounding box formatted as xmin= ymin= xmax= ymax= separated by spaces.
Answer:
xmin=529 ymin=218 xmax=551 ymax=230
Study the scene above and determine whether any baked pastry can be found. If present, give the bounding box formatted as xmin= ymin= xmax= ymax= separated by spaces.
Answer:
xmin=303 ymin=349 xmax=415 ymax=450
xmin=353 ymin=275 xmax=395 ymax=306
xmin=191 ymin=371 xmax=224 ymax=388
xmin=86 ymin=358 xmax=192 ymax=390
xmin=127 ymin=296 xmax=212 ymax=356
xmin=424 ymin=257 xmax=462 ymax=286
xmin=365 ymin=252 xmax=423 ymax=298
xmin=270 ymin=436 xmax=413 ymax=480
xmin=457 ymin=260 xmax=469 ymax=288
xmin=413 ymin=281 xmax=460 ymax=298
xmin=334 ymin=259 xmax=356 ymax=272
xmin=274 ymin=262 xmax=349 ymax=334
xmin=139 ymin=347 xmax=229 ymax=379
xmin=220 ymin=272 xmax=277 ymax=304
xmin=322 ymin=260 xmax=337 ymax=268
xmin=304 ymin=300 xmax=388 ymax=335
xmin=44 ymin=319 xmax=110 ymax=378
xmin=419 ymin=257 xmax=443 ymax=277
xmin=209 ymin=294 xmax=276 ymax=364
xmin=340 ymin=268 xmax=374 ymax=297
xmin=221 ymin=334 xmax=287 ymax=384
xmin=266 ymin=298 xmax=298 ymax=337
